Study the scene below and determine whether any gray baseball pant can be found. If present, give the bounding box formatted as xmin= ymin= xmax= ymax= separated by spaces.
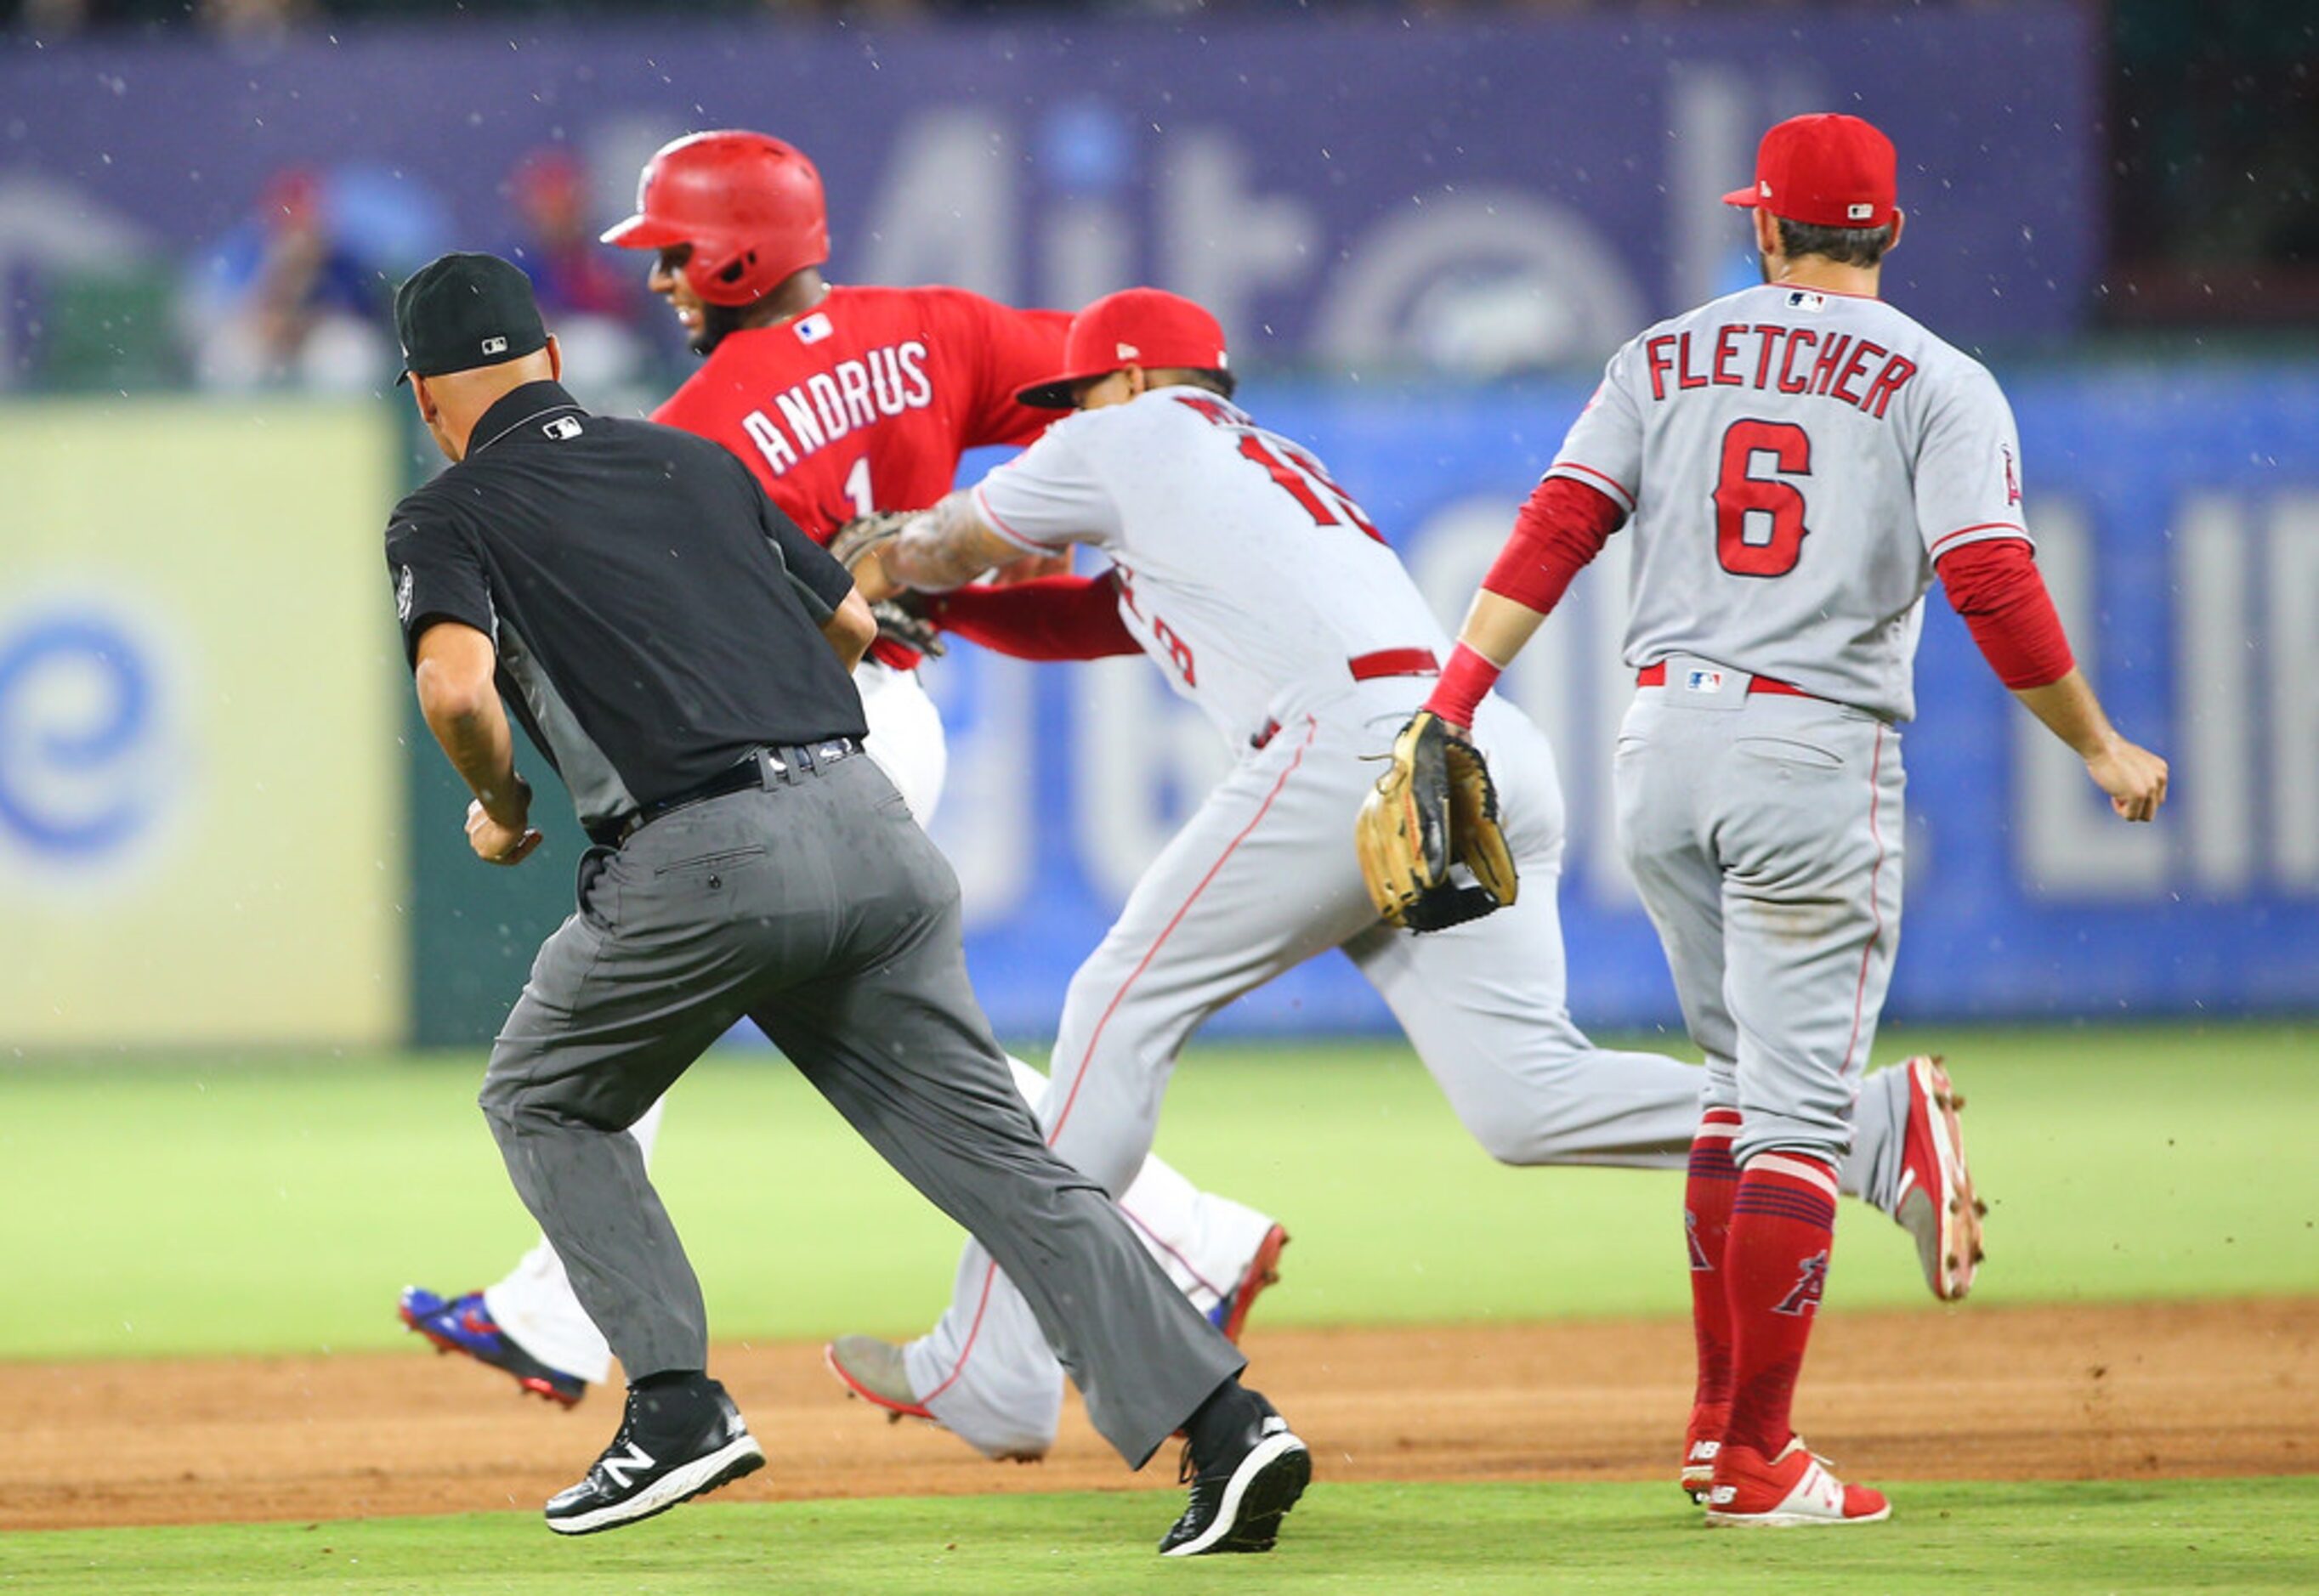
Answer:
xmin=476 ymin=753 xmax=1243 ymax=1468
xmin=1613 ymin=664 xmax=1908 ymax=1169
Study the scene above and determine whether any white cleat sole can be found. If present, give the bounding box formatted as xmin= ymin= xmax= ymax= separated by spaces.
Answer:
xmin=1162 ymin=1431 xmax=1312 ymax=1557
xmin=1704 ymin=1500 xmax=1894 ymax=1528
xmin=546 ymin=1434 xmax=766 ymax=1536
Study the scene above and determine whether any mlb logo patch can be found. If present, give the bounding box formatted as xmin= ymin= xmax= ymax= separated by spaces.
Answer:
xmin=481 ymin=336 xmax=508 ymax=355
xmin=1685 ymin=669 xmax=1726 ymax=694
xmin=542 ymin=416 xmax=583 ymax=441
xmin=794 ymin=313 xmax=833 ymax=344
xmin=1784 ymin=290 xmax=1828 ymax=313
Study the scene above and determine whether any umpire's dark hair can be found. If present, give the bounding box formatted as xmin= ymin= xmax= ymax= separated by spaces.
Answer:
xmin=1776 ymin=217 xmax=1897 ymax=268
xmin=1177 ymin=367 xmax=1239 ymax=400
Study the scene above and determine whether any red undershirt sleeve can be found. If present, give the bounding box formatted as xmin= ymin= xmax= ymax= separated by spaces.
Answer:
xmin=1935 ymin=536 xmax=2074 ymax=689
xmin=1480 ymin=475 xmax=1625 ymax=613
xmin=925 ymin=571 xmax=1142 ymax=662
xmin=1424 ymin=477 xmax=1624 ymax=726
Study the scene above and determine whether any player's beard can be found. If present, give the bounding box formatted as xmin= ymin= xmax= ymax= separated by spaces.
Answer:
xmin=690 ymin=302 xmax=749 ymax=357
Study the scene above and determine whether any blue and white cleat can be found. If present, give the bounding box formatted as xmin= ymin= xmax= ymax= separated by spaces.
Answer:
xmin=399 ymin=1285 xmax=587 ymax=1407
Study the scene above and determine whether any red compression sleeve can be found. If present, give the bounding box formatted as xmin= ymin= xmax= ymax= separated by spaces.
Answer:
xmin=1482 ymin=475 xmax=1625 ymax=614
xmin=1423 ymin=476 xmax=1626 ymax=727
xmin=1936 ymin=537 xmax=2074 ymax=690
xmin=1425 ymin=644 xmax=1502 ymax=730
xmin=926 ymin=572 xmax=1142 ymax=662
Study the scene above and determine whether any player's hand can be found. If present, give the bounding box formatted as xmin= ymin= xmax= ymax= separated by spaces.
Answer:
xmin=466 ymin=786 xmax=543 ymax=866
xmin=2085 ymin=736 xmax=2169 ymax=823
xmin=827 ymin=511 xmax=919 ymax=604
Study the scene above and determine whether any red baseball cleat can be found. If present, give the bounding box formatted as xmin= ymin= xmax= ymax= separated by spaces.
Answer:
xmin=1681 ymin=1403 xmax=1726 ymax=1503
xmin=1211 ymin=1225 xmax=1290 ymax=1344
xmin=1704 ymin=1438 xmax=1891 ymax=1527
xmin=1891 ymin=1056 xmax=1987 ymax=1301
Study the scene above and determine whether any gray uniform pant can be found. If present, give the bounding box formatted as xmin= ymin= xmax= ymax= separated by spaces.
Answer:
xmin=477 ymin=754 xmax=1242 ymax=1468
xmin=1613 ymin=664 xmax=1908 ymax=1169
xmin=904 ymin=682 xmax=1726 ymax=1456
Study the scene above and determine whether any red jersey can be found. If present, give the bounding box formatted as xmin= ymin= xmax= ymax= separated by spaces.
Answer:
xmin=650 ymin=282 xmax=1137 ymax=666
xmin=651 ymin=283 xmax=1069 ymax=538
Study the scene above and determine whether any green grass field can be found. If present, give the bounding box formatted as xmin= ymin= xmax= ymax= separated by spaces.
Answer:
xmin=3 ymin=1023 xmax=2312 ymax=1592
xmin=8 ymin=1481 xmax=2316 ymax=1594
xmin=3 ymin=1025 xmax=2311 ymax=1361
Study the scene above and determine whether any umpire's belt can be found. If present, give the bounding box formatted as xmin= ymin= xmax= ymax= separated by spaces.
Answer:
xmin=1250 ymin=648 xmax=1441 ymax=750
xmin=593 ymin=737 xmax=864 ymax=847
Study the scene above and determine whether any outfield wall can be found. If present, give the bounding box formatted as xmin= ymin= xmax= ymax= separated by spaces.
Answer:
xmin=394 ymin=361 xmax=2319 ymax=1044
xmin=927 ymin=361 xmax=2319 ymax=1037
xmin=0 ymin=400 xmax=408 ymax=1047
xmin=2 ymin=366 xmax=2310 ymax=1049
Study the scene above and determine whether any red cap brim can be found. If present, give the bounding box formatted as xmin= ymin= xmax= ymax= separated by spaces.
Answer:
xmin=599 ymin=212 xmax=691 ymax=250
xmin=1721 ymin=184 xmax=1762 ymax=210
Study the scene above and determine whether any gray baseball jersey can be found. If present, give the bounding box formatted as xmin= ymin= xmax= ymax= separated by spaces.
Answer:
xmin=1549 ymin=282 xmax=2027 ymax=721
xmin=886 ymin=383 xmax=1919 ymax=1462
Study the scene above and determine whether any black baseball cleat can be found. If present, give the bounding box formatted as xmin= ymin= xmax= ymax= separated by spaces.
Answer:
xmin=1158 ymin=1391 xmax=1312 ymax=1556
xmin=543 ymin=1377 xmax=765 ymax=1536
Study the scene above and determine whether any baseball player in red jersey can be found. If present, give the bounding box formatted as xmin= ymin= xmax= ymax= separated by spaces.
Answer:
xmin=398 ymin=133 xmax=1288 ymax=1421
xmin=1420 ymin=114 xmax=2169 ymax=1525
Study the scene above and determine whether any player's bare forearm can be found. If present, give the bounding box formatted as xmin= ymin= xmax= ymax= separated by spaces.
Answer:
xmin=884 ymin=491 xmax=1039 ymax=594
xmin=1454 ymin=591 xmax=1549 ymax=676
xmin=2012 ymin=667 xmax=2170 ymax=822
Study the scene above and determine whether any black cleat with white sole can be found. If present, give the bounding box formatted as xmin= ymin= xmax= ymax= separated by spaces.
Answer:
xmin=544 ymin=1377 xmax=765 ymax=1536
xmin=1159 ymin=1394 xmax=1312 ymax=1557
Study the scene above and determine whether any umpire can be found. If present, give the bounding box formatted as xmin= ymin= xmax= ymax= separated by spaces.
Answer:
xmin=383 ymin=252 xmax=1310 ymax=1554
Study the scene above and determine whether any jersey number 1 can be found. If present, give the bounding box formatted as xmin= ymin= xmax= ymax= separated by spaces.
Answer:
xmin=1712 ymin=419 xmax=1812 ymax=577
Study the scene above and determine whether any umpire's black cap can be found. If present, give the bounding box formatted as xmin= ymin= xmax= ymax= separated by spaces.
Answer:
xmin=394 ymin=251 xmax=547 ymax=385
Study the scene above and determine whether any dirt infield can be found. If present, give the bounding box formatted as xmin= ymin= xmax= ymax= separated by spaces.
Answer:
xmin=5 ymin=1298 xmax=2312 ymax=1531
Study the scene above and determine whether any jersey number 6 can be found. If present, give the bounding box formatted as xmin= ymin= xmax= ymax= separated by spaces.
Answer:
xmin=1712 ymin=418 xmax=1812 ymax=577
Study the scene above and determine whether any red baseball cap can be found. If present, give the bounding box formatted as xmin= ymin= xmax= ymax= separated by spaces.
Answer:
xmin=1721 ymin=113 xmax=1897 ymax=229
xmin=1017 ymin=286 xmax=1230 ymax=409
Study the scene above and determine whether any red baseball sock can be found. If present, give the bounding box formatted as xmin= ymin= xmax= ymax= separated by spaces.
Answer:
xmin=1685 ymin=1108 xmax=1744 ymax=1424
xmin=1722 ymin=1152 xmax=1840 ymax=1458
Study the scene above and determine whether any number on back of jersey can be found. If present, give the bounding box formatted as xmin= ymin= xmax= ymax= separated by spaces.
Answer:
xmin=1175 ymin=393 xmax=1384 ymax=543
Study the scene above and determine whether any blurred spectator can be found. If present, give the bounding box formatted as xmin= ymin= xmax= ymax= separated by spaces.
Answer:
xmin=499 ymin=148 xmax=653 ymax=386
xmin=182 ymin=168 xmax=392 ymax=393
xmin=197 ymin=0 xmax=309 ymax=37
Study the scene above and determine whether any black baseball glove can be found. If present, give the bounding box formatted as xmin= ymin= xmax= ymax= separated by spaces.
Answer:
xmin=1354 ymin=710 xmax=1518 ymax=931
xmin=828 ymin=512 xmax=945 ymax=658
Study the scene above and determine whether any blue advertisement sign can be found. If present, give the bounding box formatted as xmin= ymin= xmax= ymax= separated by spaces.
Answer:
xmin=922 ymin=360 xmax=2319 ymax=1039
xmin=2 ymin=6 xmax=2095 ymax=382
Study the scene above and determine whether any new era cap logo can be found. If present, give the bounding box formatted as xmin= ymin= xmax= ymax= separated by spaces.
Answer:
xmin=482 ymin=336 xmax=508 ymax=355
xmin=1115 ymin=341 xmax=1141 ymax=359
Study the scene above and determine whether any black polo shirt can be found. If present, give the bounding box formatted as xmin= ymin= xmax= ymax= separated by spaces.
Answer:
xmin=385 ymin=380 xmax=868 ymax=831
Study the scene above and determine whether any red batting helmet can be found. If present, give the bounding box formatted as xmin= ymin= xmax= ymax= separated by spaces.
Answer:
xmin=601 ymin=131 xmax=829 ymax=308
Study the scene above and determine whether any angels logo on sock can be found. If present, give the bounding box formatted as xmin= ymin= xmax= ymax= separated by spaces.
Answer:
xmin=1772 ymin=1250 xmax=1829 ymax=1316
xmin=1684 ymin=1209 xmax=1714 ymax=1272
